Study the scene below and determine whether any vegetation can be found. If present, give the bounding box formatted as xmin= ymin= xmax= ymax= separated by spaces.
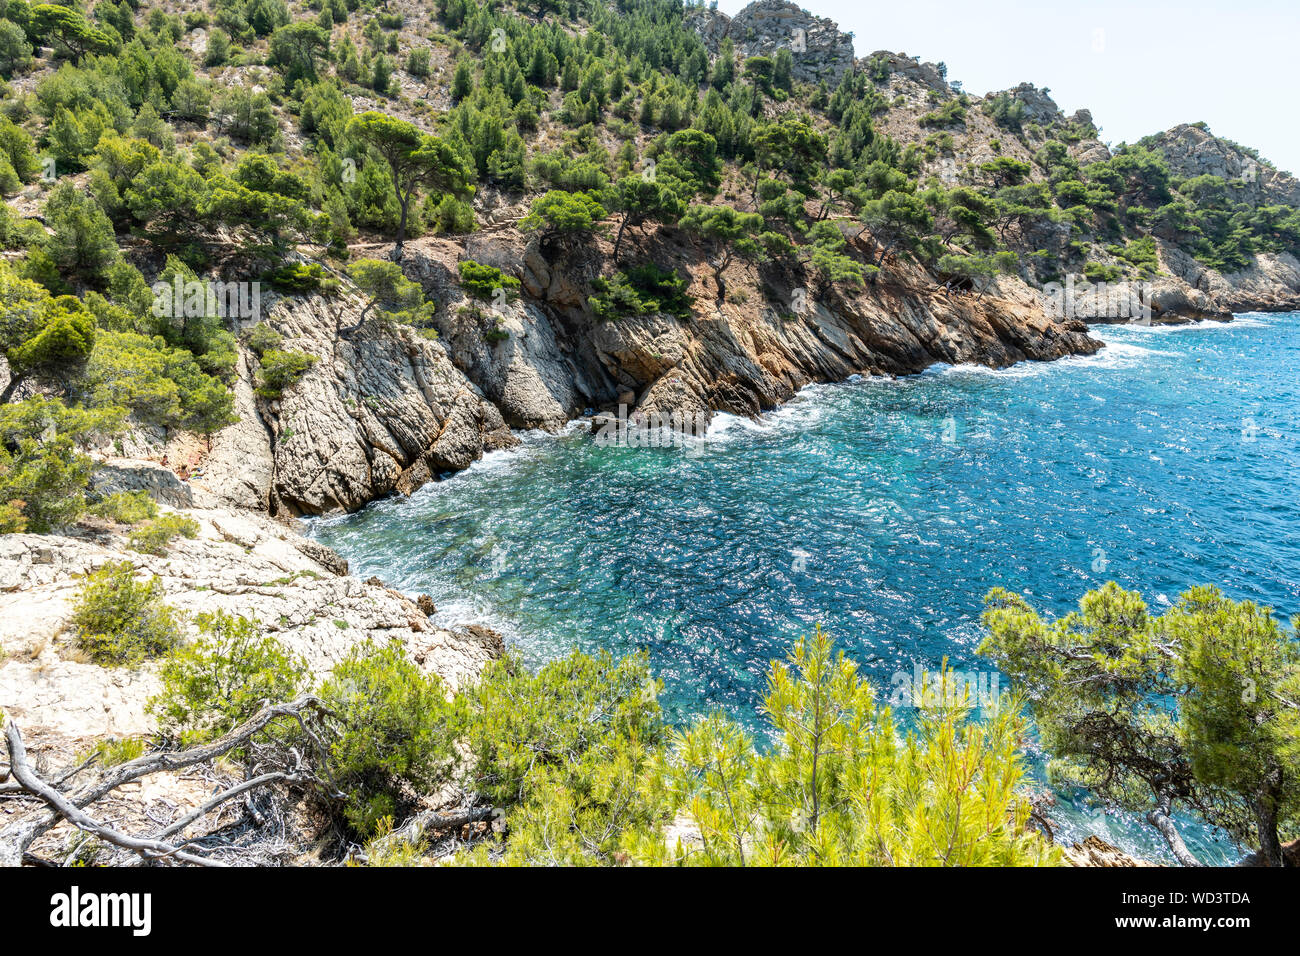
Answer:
xmin=1 ymin=0 xmax=1298 ymax=873
xmin=150 ymin=611 xmax=308 ymax=745
xmin=126 ymin=512 xmax=200 ymax=555
xmin=981 ymin=583 xmax=1300 ymax=866
xmin=457 ymin=259 xmax=520 ymax=302
xmin=254 ymin=348 xmax=316 ymax=400
xmin=0 ymin=395 xmax=123 ymax=533
xmin=316 ymin=640 xmax=461 ymax=836
xmin=589 ymin=264 xmax=691 ymax=320
xmin=68 ymin=561 xmax=183 ymax=665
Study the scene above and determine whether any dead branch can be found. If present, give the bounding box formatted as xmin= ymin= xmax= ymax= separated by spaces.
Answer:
xmin=0 ymin=697 xmax=331 ymax=867
xmin=2 ymin=717 xmax=225 ymax=867
xmin=361 ymin=805 xmax=497 ymax=861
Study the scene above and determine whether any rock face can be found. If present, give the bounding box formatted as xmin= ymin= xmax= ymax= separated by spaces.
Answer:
xmin=253 ymin=292 xmax=517 ymax=516
xmin=1063 ymin=835 xmax=1154 ymax=867
xmin=1149 ymin=123 xmax=1300 ymax=208
xmin=388 ymin=226 xmax=1099 ymax=442
xmin=686 ymin=1 xmax=855 ymax=86
xmin=0 ymin=506 xmax=499 ymax=739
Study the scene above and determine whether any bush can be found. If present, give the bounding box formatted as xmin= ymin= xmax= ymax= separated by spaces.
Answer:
xmin=981 ymin=583 xmax=1300 ymax=866
xmin=263 ymin=262 xmax=339 ymax=294
xmin=460 ymin=649 xmax=667 ymax=865
xmin=83 ymin=331 xmax=236 ymax=435
xmin=317 ymin=641 xmax=461 ymax=836
xmin=0 ymin=396 xmax=125 ymax=533
xmin=149 ymin=611 xmax=308 ymax=744
xmin=651 ymin=628 xmax=1059 ymax=866
xmin=68 ymin=561 xmax=183 ymax=666
xmin=1082 ymin=261 xmax=1123 ymax=282
xmin=457 ymin=260 xmax=520 ymax=302
xmin=90 ymin=490 xmax=158 ymax=525
xmin=255 ymin=348 xmax=316 ymax=399
xmin=79 ymin=737 xmax=147 ymax=766
xmin=589 ymin=264 xmax=691 ymax=321
xmin=919 ymin=99 xmax=967 ymax=129
xmin=245 ymin=322 xmax=282 ymax=357
xmin=127 ymin=513 xmax=200 ymax=555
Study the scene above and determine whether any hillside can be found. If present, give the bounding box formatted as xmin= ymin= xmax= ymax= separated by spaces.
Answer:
xmin=2 ymin=0 xmax=1299 ymax=868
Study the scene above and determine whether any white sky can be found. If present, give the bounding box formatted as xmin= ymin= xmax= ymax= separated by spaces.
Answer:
xmin=713 ymin=0 xmax=1300 ymax=174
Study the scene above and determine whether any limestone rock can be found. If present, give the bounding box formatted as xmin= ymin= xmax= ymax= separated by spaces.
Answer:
xmin=686 ymin=1 xmax=856 ymax=86
xmin=0 ymin=506 xmax=498 ymax=740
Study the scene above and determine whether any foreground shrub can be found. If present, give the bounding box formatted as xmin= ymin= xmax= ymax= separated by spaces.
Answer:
xmin=460 ymin=649 xmax=668 ymax=865
xmin=654 ymin=627 xmax=1059 ymax=866
xmin=68 ymin=561 xmax=183 ymax=665
xmin=981 ymin=583 xmax=1300 ymax=867
xmin=317 ymin=640 xmax=461 ymax=836
xmin=149 ymin=611 xmax=308 ymax=745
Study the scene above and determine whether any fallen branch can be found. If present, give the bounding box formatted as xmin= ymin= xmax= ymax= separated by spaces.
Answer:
xmin=2 ymin=718 xmax=225 ymax=867
xmin=0 ymin=697 xmax=332 ymax=867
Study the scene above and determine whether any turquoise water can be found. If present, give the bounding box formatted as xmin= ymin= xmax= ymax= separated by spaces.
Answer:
xmin=307 ymin=312 xmax=1300 ymax=863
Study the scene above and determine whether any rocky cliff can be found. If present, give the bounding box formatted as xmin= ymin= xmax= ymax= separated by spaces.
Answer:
xmin=197 ymin=225 xmax=1098 ymax=518
xmin=686 ymin=0 xmax=856 ymax=85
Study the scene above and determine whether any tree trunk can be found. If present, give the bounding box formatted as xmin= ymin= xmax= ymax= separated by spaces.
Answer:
xmin=1146 ymin=800 xmax=1203 ymax=867
xmin=1253 ymin=774 xmax=1285 ymax=867
xmin=613 ymin=215 xmax=629 ymax=261
xmin=393 ymin=188 xmax=410 ymax=261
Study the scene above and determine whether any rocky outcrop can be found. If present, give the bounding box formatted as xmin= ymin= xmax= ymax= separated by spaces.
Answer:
xmin=991 ymin=82 xmax=1066 ymax=127
xmin=1063 ymin=835 xmax=1154 ymax=867
xmin=1147 ymin=123 xmax=1300 ymax=207
xmin=686 ymin=1 xmax=855 ymax=86
xmin=0 ymin=506 xmax=499 ymax=740
xmin=256 ymin=292 xmax=517 ymax=516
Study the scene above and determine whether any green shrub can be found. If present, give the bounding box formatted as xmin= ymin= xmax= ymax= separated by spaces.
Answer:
xmin=245 ymin=322 xmax=283 ymax=357
xmin=0 ymin=396 xmax=125 ymax=534
xmin=149 ymin=611 xmax=308 ymax=744
xmin=919 ymin=99 xmax=967 ymax=129
xmin=647 ymin=628 xmax=1059 ymax=866
xmin=90 ymin=490 xmax=158 ymax=525
xmin=457 ymin=260 xmax=520 ymax=302
xmin=317 ymin=641 xmax=461 ymax=836
xmin=68 ymin=561 xmax=183 ymax=666
xmin=589 ymin=264 xmax=692 ymax=321
xmin=78 ymin=737 xmax=147 ymax=766
xmin=405 ymin=49 xmax=430 ymax=78
xmin=83 ymin=331 xmax=237 ymax=436
xmin=127 ymin=513 xmax=200 ymax=555
xmin=255 ymin=348 xmax=316 ymax=399
xmin=1082 ymin=261 xmax=1123 ymax=282
xmin=460 ymin=649 xmax=666 ymax=865
xmin=263 ymin=262 xmax=339 ymax=294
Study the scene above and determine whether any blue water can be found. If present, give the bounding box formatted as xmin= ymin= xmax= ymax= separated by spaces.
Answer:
xmin=307 ymin=313 xmax=1300 ymax=863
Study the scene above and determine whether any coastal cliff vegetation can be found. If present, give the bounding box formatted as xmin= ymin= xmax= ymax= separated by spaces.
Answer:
xmin=1 ymin=0 xmax=1299 ymax=867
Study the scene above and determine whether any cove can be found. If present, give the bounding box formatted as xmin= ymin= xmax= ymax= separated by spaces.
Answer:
xmin=307 ymin=313 xmax=1300 ymax=863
